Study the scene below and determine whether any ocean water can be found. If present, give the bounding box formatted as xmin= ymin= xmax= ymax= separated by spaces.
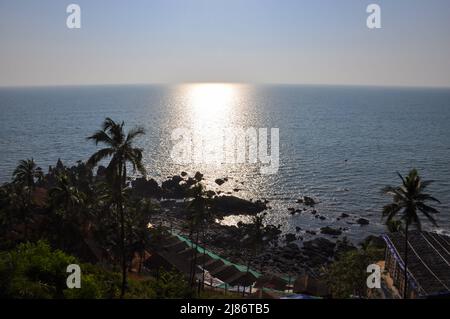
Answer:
xmin=1 ymin=84 xmax=450 ymax=241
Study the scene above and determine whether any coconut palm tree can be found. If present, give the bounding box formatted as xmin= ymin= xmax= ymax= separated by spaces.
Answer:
xmin=13 ymin=159 xmax=43 ymax=190
xmin=13 ymin=158 xmax=43 ymax=207
xmin=87 ymin=118 xmax=147 ymax=298
xmin=186 ymin=183 xmax=209 ymax=289
xmin=49 ymin=173 xmax=86 ymax=219
xmin=12 ymin=159 xmax=43 ymax=237
xmin=49 ymin=173 xmax=87 ymax=250
xmin=382 ymin=169 xmax=441 ymax=299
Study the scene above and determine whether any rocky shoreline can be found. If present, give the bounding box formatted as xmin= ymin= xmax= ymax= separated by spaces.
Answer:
xmin=134 ymin=171 xmax=385 ymax=277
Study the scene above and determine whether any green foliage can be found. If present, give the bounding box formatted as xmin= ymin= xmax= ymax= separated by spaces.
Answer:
xmin=324 ymin=247 xmax=384 ymax=299
xmin=0 ymin=241 xmax=77 ymax=298
xmin=382 ymin=169 xmax=440 ymax=230
xmin=0 ymin=241 xmax=123 ymax=299
xmin=149 ymin=268 xmax=192 ymax=299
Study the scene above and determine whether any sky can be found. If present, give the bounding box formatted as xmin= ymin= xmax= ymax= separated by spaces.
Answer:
xmin=1 ymin=0 xmax=450 ymax=87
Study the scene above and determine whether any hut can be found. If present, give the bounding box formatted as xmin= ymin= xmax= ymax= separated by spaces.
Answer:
xmin=383 ymin=231 xmax=450 ymax=298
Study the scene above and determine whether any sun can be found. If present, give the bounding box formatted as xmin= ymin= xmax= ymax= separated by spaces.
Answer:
xmin=186 ymin=83 xmax=236 ymax=124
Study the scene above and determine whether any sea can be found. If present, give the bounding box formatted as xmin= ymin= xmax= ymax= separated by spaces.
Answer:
xmin=1 ymin=84 xmax=450 ymax=241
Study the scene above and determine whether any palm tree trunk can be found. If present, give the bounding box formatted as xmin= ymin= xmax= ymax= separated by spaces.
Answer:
xmin=118 ymin=163 xmax=127 ymax=299
xmin=192 ymin=230 xmax=199 ymax=288
xmin=403 ymin=224 xmax=409 ymax=299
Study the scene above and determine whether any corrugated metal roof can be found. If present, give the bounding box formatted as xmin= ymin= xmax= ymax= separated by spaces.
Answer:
xmin=383 ymin=231 xmax=450 ymax=296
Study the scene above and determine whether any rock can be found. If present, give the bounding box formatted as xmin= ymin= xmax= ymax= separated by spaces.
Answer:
xmin=340 ymin=213 xmax=350 ymax=218
xmin=360 ymin=235 xmax=385 ymax=249
xmin=212 ymin=195 xmax=267 ymax=216
xmin=132 ymin=177 xmax=162 ymax=198
xmin=285 ymin=233 xmax=297 ymax=243
xmin=356 ymin=218 xmax=370 ymax=226
xmin=286 ymin=243 xmax=300 ymax=251
xmin=295 ymin=227 xmax=302 ymax=232
xmin=302 ymin=237 xmax=336 ymax=266
xmin=306 ymin=230 xmax=316 ymax=235
xmin=161 ymin=175 xmax=188 ymax=198
xmin=180 ymin=171 xmax=188 ymax=177
xmin=303 ymin=196 xmax=317 ymax=207
xmin=335 ymin=237 xmax=357 ymax=255
xmin=320 ymin=226 xmax=342 ymax=236
xmin=194 ymin=172 xmax=203 ymax=181
xmin=319 ymin=216 xmax=326 ymax=220
xmin=185 ymin=177 xmax=197 ymax=187
xmin=215 ymin=178 xmax=226 ymax=186
xmin=205 ymin=190 xmax=216 ymax=198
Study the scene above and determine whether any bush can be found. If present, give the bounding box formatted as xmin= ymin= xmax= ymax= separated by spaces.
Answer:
xmin=0 ymin=241 xmax=121 ymax=299
xmin=324 ymin=247 xmax=384 ymax=299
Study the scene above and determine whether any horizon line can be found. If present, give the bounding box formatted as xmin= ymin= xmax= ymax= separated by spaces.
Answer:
xmin=1 ymin=81 xmax=450 ymax=90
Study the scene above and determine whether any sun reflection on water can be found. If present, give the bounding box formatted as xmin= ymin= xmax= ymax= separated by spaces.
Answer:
xmin=181 ymin=83 xmax=241 ymax=128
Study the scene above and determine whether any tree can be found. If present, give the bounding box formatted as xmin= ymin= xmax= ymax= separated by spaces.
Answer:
xmin=49 ymin=173 xmax=86 ymax=221
xmin=87 ymin=118 xmax=147 ymax=298
xmin=12 ymin=158 xmax=43 ymax=190
xmin=186 ymin=183 xmax=210 ymax=289
xmin=49 ymin=173 xmax=87 ymax=250
xmin=11 ymin=159 xmax=43 ymax=237
xmin=382 ymin=169 xmax=441 ymax=299
xmin=325 ymin=247 xmax=383 ymax=298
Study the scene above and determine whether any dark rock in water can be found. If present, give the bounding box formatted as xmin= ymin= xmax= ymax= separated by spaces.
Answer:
xmin=180 ymin=171 xmax=188 ymax=177
xmin=340 ymin=213 xmax=350 ymax=218
xmin=356 ymin=218 xmax=370 ymax=226
xmin=296 ymin=227 xmax=302 ymax=232
xmin=194 ymin=172 xmax=203 ymax=181
xmin=161 ymin=175 xmax=187 ymax=198
xmin=319 ymin=216 xmax=326 ymax=220
xmin=205 ymin=190 xmax=216 ymax=198
xmin=212 ymin=195 xmax=267 ymax=215
xmin=215 ymin=178 xmax=226 ymax=186
xmin=132 ymin=177 xmax=162 ymax=198
xmin=320 ymin=226 xmax=342 ymax=236
xmin=360 ymin=235 xmax=385 ymax=249
xmin=306 ymin=230 xmax=316 ymax=235
xmin=185 ymin=177 xmax=197 ymax=187
xmin=285 ymin=233 xmax=297 ymax=243
xmin=311 ymin=210 xmax=317 ymax=215
xmin=233 ymin=188 xmax=241 ymax=192
xmin=296 ymin=198 xmax=304 ymax=204
xmin=303 ymin=196 xmax=317 ymax=207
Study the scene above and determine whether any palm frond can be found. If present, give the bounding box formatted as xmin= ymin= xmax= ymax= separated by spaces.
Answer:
xmin=87 ymin=148 xmax=115 ymax=168
xmin=87 ymin=130 xmax=114 ymax=146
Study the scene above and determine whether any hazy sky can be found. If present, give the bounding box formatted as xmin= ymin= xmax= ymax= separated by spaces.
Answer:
xmin=1 ymin=0 xmax=450 ymax=87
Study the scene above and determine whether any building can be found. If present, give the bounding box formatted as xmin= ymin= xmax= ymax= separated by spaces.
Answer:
xmin=383 ymin=231 xmax=450 ymax=298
